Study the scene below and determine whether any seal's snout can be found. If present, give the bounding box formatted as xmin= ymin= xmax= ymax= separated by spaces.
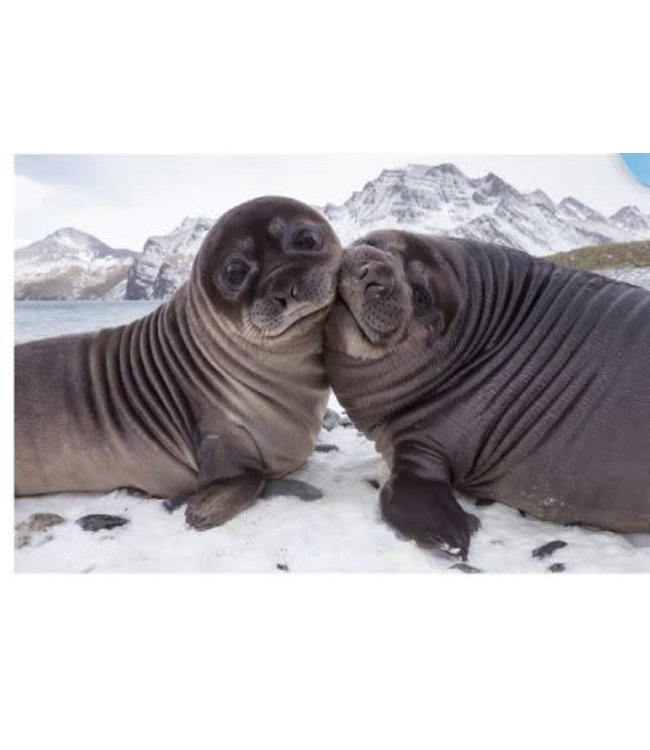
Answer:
xmin=356 ymin=260 xmax=395 ymax=300
xmin=270 ymin=280 xmax=300 ymax=310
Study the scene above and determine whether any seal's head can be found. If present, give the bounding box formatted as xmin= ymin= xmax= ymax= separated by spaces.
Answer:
xmin=325 ymin=230 xmax=464 ymax=360
xmin=193 ymin=196 xmax=342 ymax=342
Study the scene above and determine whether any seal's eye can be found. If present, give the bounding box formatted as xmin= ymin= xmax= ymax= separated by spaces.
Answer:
xmin=412 ymin=285 xmax=433 ymax=313
xmin=293 ymin=228 xmax=320 ymax=251
xmin=225 ymin=259 xmax=250 ymax=287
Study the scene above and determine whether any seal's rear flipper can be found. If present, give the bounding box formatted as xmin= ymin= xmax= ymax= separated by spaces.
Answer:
xmin=185 ymin=471 xmax=264 ymax=531
xmin=380 ymin=472 xmax=477 ymax=561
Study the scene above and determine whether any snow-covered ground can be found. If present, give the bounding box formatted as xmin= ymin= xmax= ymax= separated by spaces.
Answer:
xmin=15 ymin=301 xmax=650 ymax=573
xmin=600 ymin=266 xmax=650 ymax=289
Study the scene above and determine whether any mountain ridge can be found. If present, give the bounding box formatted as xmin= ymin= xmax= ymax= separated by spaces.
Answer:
xmin=15 ymin=228 xmax=136 ymax=301
xmin=15 ymin=163 xmax=650 ymax=300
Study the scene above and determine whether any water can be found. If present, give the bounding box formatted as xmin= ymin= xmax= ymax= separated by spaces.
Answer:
xmin=15 ymin=300 xmax=163 ymax=343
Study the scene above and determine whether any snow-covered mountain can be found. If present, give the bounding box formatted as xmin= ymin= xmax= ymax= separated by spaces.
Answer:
xmin=322 ymin=163 xmax=650 ymax=254
xmin=609 ymin=205 xmax=650 ymax=234
xmin=124 ymin=217 xmax=213 ymax=300
xmin=15 ymin=163 xmax=650 ymax=300
xmin=15 ymin=229 xmax=136 ymax=300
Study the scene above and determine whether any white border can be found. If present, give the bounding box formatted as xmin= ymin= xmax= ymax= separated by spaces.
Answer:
xmin=3 ymin=2 xmax=648 ymax=748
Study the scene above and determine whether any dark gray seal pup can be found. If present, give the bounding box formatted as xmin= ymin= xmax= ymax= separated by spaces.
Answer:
xmin=15 ymin=196 xmax=342 ymax=530
xmin=324 ymin=230 xmax=650 ymax=559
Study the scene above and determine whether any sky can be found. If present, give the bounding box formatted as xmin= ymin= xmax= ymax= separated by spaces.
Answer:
xmin=14 ymin=154 xmax=650 ymax=251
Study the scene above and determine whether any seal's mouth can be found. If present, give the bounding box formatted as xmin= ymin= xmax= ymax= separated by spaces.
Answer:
xmin=247 ymin=266 xmax=339 ymax=340
xmin=261 ymin=297 xmax=333 ymax=338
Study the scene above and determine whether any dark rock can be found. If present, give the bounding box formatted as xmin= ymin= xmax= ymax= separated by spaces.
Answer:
xmin=321 ymin=408 xmax=343 ymax=431
xmin=262 ymin=479 xmax=323 ymax=501
xmin=163 ymin=497 xmax=187 ymax=513
xmin=276 ymin=563 xmax=289 ymax=572
xmin=314 ymin=443 xmax=340 ymax=453
xmin=450 ymin=563 xmax=483 ymax=574
xmin=364 ymin=478 xmax=381 ymax=490
xmin=532 ymin=540 xmax=567 ymax=559
xmin=518 ymin=509 xmax=527 ymax=517
xmin=77 ymin=514 xmax=129 ymax=532
xmin=16 ymin=513 xmax=66 ymax=548
xmin=475 ymin=498 xmax=495 ymax=507
xmin=119 ymin=486 xmax=152 ymax=499
xmin=467 ymin=514 xmax=482 ymax=533
xmin=548 ymin=563 xmax=566 ymax=573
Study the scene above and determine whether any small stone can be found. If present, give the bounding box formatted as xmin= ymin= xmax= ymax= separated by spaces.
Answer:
xmin=364 ymin=478 xmax=381 ymax=490
xmin=262 ymin=479 xmax=323 ymax=502
xmin=314 ymin=443 xmax=340 ymax=453
xmin=450 ymin=563 xmax=483 ymax=574
xmin=548 ymin=563 xmax=566 ymax=573
xmin=77 ymin=514 xmax=129 ymax=532
xmin=466 ymin=514 xmax=481 ymax=533
xmin=163 ymin=497 xmax=187 ymax=514
xmin=276 ymin=563 xmax=289 ymax=572
xmin=532 ymin=540 xmax=567 ymax=559
xmin=15 ymin=513 xmax=66 ymax=548
xmin=119 ymin=486 xmax=151 ymax=499
xmin=321 ymin=408 xmax=343 ymax=431
xmin=475 ymin=498 xmax=495 ymax=507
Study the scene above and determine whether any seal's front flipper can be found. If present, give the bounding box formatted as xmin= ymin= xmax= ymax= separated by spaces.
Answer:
xmin=185 ymin=471 xmax=264 ymax=531
xmin=184 ymin=426 xmax=264 ymax=530
xmin=380 ymin=472 xmax=477 ymax=560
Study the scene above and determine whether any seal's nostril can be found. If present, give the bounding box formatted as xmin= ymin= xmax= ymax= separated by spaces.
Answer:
xmin=365 ymin=281 xmax=386 ymax=298
xmin=274 ymin=295 xmax=288 ymax=310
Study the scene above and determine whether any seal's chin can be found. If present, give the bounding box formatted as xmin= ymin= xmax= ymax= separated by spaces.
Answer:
xmin=324 ymin=296 xmax=410 ymax=362
xmin=337 ymin=289 xmax=408 ymax=347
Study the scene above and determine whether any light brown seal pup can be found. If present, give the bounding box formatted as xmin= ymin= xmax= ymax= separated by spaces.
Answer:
xmin=324 ymin=230 xmax=650 ymax=559
xmin=15 ymin=197 xmax=342 ymax=530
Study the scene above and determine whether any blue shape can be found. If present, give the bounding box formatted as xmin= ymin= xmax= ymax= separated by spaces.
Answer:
xmin=619 ymin=153 xmax=650 ymax=188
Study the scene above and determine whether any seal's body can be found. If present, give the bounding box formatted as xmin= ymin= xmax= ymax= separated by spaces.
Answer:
xmin=325 ymin=230 xmax=650 ymax=558
xmin=16 ymin=197 xmax=342 ymax=530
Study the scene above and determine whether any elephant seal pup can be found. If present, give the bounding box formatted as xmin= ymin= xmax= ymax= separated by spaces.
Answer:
xmin=16 ymin=196 xmax=342 ymax=530
xmin=324 ymin=230 xmax=650 ymax=559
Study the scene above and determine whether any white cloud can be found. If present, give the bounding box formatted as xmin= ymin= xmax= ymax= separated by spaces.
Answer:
xmin=14 ymin=175 xmax=56 ymax=214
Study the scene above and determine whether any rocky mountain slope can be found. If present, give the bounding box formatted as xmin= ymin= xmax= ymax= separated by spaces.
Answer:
xmin=14 ymin=229 xmax=136 ymax=300
xmin=124 ymin=217 xmax=213 ymax=300
xmin=15 ymin=163 xmax=650 ymax=300
xmin=322 ymin=163 xmax=650 ymax=253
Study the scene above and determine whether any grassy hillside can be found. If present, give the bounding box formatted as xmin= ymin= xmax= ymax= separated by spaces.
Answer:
xmin=547 ymin=239 xmax=650 ymax=270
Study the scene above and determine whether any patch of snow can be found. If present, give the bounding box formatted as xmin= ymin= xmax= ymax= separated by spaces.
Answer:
xmin=599 ymin=266 xmax=650 ymax=289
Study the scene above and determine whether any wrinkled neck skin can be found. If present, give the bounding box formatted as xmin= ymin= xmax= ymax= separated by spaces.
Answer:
xmin=325 ymin=242 xmax=559 ymax=466
xmin=120 ymin=266 xmax=329 ymax=475
xmin=184 ymin=265 xmax=328 ymax=430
